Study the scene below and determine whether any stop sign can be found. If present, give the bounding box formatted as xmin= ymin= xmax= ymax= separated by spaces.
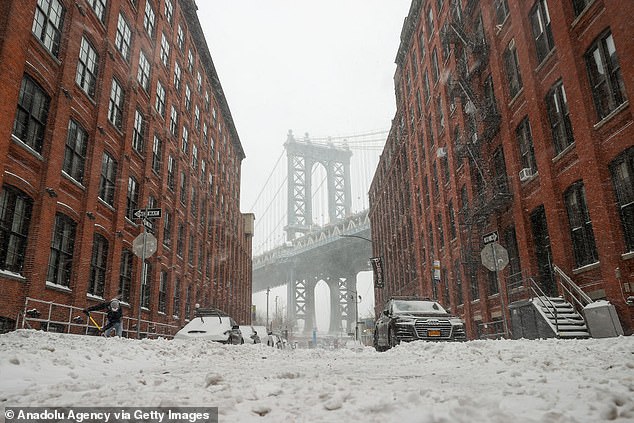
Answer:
xmin=133 ymin=232 xmax=157 ymax=258
xmin=480 ymin=242 xmax=509 ymax=272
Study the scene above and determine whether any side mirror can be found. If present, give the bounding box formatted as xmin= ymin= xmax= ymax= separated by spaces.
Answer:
xmin=383 ymin=310 xmax=389 ymax=316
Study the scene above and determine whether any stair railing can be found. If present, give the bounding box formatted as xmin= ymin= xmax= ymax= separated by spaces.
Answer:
xmin=553 ymin=265 xmax=593 ymax=315
xmin=521 ymin=277 xmax=560 ymax=336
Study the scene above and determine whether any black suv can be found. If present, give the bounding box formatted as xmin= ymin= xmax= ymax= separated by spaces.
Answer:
xmin=374 ymin=297 xmax=467 ymax=351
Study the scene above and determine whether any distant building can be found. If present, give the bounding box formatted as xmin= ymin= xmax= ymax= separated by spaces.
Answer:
xmin=370 ymin=0 xmax=633 ymax=337
xmin=0 ymin=0 xmax=253 ymax=335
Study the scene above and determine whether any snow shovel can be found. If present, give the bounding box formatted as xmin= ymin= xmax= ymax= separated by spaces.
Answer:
xmin=87 ymin=313 xmax=102 ymax=331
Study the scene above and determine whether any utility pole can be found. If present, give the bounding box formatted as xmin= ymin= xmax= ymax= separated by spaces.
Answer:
xmin=266 ymin=287 xmax=270 ymax=332
xmin=275 ymin=296 xmax=279 ymax=331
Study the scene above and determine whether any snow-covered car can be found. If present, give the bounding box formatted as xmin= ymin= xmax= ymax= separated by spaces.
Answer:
xmin=263 ymin=332 xmax=286 ymax=349
xmin=174 ymin=309 xmax=243 ymax=344
xmin=239 ymin=325 xmax=266 ymax=344
xmin=374 ymin=297 xmax=467 ymax=351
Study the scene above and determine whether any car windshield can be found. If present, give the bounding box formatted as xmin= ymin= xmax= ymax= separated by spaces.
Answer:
xmin=392 ymin=300 xmax=447 ymax=314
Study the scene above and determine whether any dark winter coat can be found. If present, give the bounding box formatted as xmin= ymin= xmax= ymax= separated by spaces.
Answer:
xmin=86 ymin=301 xmax=123 ymax=324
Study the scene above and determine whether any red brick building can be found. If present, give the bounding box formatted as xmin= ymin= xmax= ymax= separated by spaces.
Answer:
xmin=370 ymin=0 xmax=633 ymax=337
xmin=0 ymin=0 xmax=253 ymax=336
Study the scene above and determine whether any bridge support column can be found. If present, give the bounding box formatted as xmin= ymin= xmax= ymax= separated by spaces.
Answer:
xmin=345 ymin=274 xmax=358 ymax=335
xmin=327 ymin=277 xmax=343 ymax=334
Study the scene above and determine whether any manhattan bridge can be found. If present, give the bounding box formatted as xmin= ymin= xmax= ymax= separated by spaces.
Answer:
xmin=250 ymin=129 xmax=386 ymax=335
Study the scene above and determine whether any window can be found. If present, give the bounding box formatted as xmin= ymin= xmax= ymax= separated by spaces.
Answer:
xmin=184 ymin=285 xmax=191 ymax=320
xmin=152 ymin=135 xmax=162 ymax=173
xmin=164 ymin=0 xmax=173 ymax=25
xmin=12 ymin=75 xmax=50 ymax=153
xmin=76 ymin=37 xmax=99 ymax=97
xmin=181 ymin=126 xmax=189 ymax=153
xmin=47 ymin=213 xmax=76 ymax=287
xmin=194 ymin=106 xmax=200 ymax=130
xmin=126 ymin=176 xmax=139 ymax=220
xmin=423 ymin=70 xmax=431 ymax=103
xmin=173 ymin=278 xmax=180 ymax=317
xmin=88 ymin=234 xmax=108 ymax=297
xmin=572 ymin=0 xmax=593 ymax=16
xmin=87 ymin=0 xmax=107 ymax=22
xmin=170 ymin=106 xmax=178 ymax=136
xmin=192 ymin=144 xmax=198 ymax=170
xmin=163 ymin=210 xmax=172 ymax=247
xmin=516 ymin=117 xmax=538 ymax=174
xmin=0 ymin=185 xmax=33 ymax=274
xmin=530 ymin=0 xmax=554 ymax=64
xmin=32 ymin=0 xmax=65 ymax=57
xmin=160 ymin=33 xmax=170 ymax=67
xmin=132 ymin=110 xmax=145 ymax=153
xmin=197 ymin=71 xmax=202 ymax=93
xmin=167 ymin=155 xmax=175 ymax=191
xmin=492 ymin=147 xmax=509 ymax=193
xmin=158 ymin=271 xmax=167 ymax=313
xmin=610 ymin=148 xmax=634 ymax=252
xmin=494 ymin=0 xmax=509 ymax=25
xmin=504 ymin=40 xmax=523 ymax=98
xmin=173 ymin=62 xmax=182 ymax=92
xmin=107 ymin=78 xmax=124 ymax=129
xmin=99 ymin=152 xmax=117 ymax=205
xmin=187 ymin=50 xmax=194 ymax=73
xmin=177 ymin=223 xmax=185 ymax=257
xmin=177 ymin=25 xmax=185 ymax=51
xmin=204 ymin=91 xmax=210 ymax=111
xmin=190 ymin=186 xmax=197 ymax=217
xmin=185 ymin=85 xmax=191 ymax=111
xmin=179 ymin=172 xmax=187 ymax=204
xmin=143 ymin=0 xmax=155 ymax=38
xmin=63 ymin=119 xmax=88 ymax=183
xmin=137 ymin=51 xmax=151 ymax=92
xmin=118 ymin=250 xmax=133 ymax=303
xmin=546 ymin=80 xmax=574 ymax=154
xmin=155 ymin=80 xmax=166 ymax=116
xmin=436 ymin=96 xmax=444 ymax=132
xmin=565 ymin=182 xmax=598 ymax=267
xmin=188 ymin=231 xmax=195 ymax=265
xmin=586 ymin=31 xmax=627 ymax=120
xmin=426 ymin=6 xmax=434 ymax=36
xmin=431 ymin=48 xmax=439 ymax=83
xmin=115 ymin=14 xmax=131 ymax=60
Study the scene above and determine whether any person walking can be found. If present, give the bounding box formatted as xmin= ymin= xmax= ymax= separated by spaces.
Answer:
xmin=84 ymin=299 xmax=123 ymax=337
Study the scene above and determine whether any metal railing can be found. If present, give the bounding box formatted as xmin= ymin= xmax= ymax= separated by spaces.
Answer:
xmin=506 ymin=275 xmax=560 ymax=335
xmin=553 ymin=265 xmax=593 ymax=314
xmin=18 ymin=297 xmax=179 ymax=339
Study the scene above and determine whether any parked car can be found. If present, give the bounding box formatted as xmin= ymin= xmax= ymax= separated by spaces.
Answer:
xmin=174 ymin=308 xmax=244 ymax=344
xmin=374 ymin=297 xmax=467 ymax=351
xmin=263 ymin=332 xmax=286 ymax=349
xmin=239 ymin=325 xmax=265 ymax=344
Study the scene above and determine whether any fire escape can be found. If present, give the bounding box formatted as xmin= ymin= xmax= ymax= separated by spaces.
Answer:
xmin=445 ymin=0 xmax=512 ymax=288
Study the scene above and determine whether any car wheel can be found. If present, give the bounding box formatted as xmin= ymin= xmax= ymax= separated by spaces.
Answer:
xmin=388 ymin=326 xmax=398 ymax=349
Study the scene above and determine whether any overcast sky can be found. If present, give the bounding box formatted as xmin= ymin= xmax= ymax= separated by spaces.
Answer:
xmin=196 ymin=1 xmax=412 ymax=329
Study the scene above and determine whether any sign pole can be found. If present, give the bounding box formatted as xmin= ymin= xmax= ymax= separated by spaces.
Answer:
xmin=493 ymin=245 xmax=509 ymax=337
xmin=137 ymin=206 xmax=148 ymax=339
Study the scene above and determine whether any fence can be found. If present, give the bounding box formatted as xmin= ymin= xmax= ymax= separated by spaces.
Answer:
xmin=17 ymin=297 xmax=179 ymax=339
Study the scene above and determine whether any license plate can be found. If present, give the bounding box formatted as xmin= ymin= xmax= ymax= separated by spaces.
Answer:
xmin=427 ymin=329 xmax=441 ymax=337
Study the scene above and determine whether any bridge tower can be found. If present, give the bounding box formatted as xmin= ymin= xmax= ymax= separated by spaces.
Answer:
xmin=282 ymin=130 xmax=360 ymax=335
xmin=284 ymin=130 xmax=352 ymax=240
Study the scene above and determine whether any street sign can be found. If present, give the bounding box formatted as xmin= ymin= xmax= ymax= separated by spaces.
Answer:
xmin=480 ymin=242 xmax=509 ymax=272
xmin=370 ymin=257 xmax=384 ymax=288
xmin=482 ymin=231 xmax=499 ymax=245
xmin=132 ymin=232 xmax=157 ymax=258
xmin=433 ymin=259 xmax=441 ymax=280
xmin=133 ymin=208 xmax=162 ymax=219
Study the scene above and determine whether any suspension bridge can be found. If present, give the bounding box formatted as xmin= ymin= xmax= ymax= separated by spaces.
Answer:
xmin=250 ymin=129 xmax=387 ymax=334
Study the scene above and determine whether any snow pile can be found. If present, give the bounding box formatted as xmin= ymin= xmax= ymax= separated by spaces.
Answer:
xmin=1 ymin=330 xmax=633 ymax=422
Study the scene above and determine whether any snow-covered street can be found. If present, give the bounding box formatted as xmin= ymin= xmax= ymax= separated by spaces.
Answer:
xmin=1 ymin=330 xmax=633 ymax=422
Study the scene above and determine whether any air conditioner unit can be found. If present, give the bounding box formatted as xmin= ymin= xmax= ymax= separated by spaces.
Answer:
xmin=519 ymin=168 xmax=533 ymax=182
xmin=436 ymin=147 xmax=447 ymax=158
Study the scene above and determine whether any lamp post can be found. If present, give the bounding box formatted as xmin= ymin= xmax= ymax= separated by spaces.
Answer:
xmin=349 ymin=290 xmax=361 ymax=342
xmin=266 ymin=287 xmax=270 ymax=332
